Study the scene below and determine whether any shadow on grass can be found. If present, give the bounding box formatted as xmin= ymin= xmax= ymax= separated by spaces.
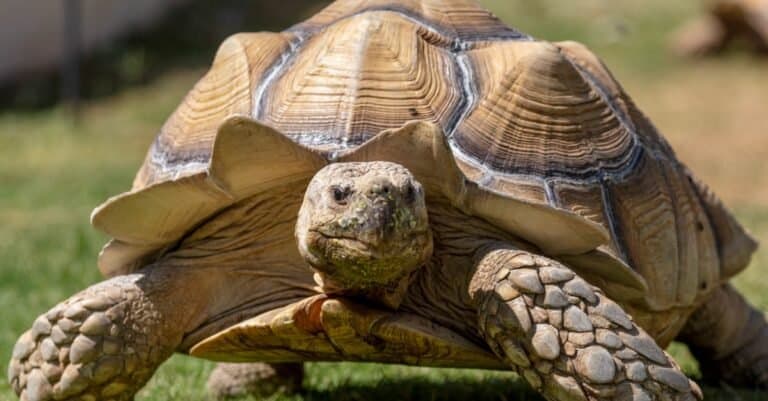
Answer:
xmin=300 ymin=376 xmax=543 ymax=401
xmin=297 ymin=379 xmax=768 ymax=401
xmin=701 ymin=385 xmax=768 ymax=401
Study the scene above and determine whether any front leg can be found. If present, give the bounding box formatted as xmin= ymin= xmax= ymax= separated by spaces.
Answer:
xmin=470 ymin=245 xmax=701 ymax=401
xmin=8 ymin=266 xmax=210 ymax=401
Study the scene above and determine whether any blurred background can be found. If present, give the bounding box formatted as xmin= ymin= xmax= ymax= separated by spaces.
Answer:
xmin=1 ymin=1 xmax=767 ymax=400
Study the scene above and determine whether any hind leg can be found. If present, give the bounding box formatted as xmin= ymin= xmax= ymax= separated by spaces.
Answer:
xmin=677 ymin=284 xmax=768 ymax=388
xmin=207 ymin=362 xmax=304 ymax=399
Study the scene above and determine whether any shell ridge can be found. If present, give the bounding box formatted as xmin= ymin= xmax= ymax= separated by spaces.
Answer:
xmin=230 ymin=33 xmax=253 ymax=115
xmin=597 ymin=177 xmax=632 ymax=264
xmin=290 ymin=5 xmax=528 ymax=45
xmin=339 ymin=14 xmax=376 ymax=147
xmin=445 ymin=52 xmax=476 ymax=138
xmin=543 ymin=179 xmax=558 ymax=205
xmin=146 ymin=136 xmax=211 ymax=183
xmin=452 ymin=142 xmax=646 ymax=186
xmin=253 ymin=33 xmax=307 ymax=120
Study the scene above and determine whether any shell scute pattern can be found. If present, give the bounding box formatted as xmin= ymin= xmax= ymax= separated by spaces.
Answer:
xmin=453 ymin=41 xmax=638 ymax=180
xmin=105 ymin=0 xmax=753 ymax=308
xmin=290 ymin=0 xmax=527 ymax=42
xmin=135 ymin=32 xmax=296 ymax=189
xmin=259 ymin=11 xmax=463 ymax=150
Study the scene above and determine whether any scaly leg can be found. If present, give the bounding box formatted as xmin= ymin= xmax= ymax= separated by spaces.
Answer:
xmin=8 ymin=266 xmax=210 ymax=401
xmin=470 ymin=244 xmax=702 ymax=401
xmin=207 ymin=362 xmax=304 ymax=399
xmin=677 ymin=284 xmax=768 ymax=388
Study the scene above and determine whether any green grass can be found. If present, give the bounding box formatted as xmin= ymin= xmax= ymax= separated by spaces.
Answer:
xmin=2 ymin=1 xmax=768 ymax=400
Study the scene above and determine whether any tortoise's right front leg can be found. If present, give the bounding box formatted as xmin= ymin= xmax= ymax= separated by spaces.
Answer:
xmin=470 ymin=245 xmax=701 ymax=401
xmin=8 ymin=266 xmax=209 ymax=401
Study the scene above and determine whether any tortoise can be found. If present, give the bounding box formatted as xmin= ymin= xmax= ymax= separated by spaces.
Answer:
xmin=8 ymin=1 xmax=767 ymax=400
xmin=672 ymin=0 xmax=768 ymax=56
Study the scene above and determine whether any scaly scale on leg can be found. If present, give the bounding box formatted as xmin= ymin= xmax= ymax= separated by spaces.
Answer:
xmin=471 ymin=246 xmax=702 ymax=401
xmin=9 ymin=274 xmax=185 ymax=401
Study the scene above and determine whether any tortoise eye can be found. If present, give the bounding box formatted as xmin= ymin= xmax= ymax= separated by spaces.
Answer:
xmin=331 ymin=186 xmax=350 ymax=204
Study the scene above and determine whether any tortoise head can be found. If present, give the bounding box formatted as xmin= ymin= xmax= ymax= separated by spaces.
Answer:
xmin=296 ymin=161 xmax=433 ymax=308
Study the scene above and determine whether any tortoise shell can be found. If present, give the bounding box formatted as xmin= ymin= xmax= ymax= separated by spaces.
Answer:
xmin=92 ymin=0 xmax=756 ymax=314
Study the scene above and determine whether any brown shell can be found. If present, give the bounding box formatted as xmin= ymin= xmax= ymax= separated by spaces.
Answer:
xmin=94 ymin=0 xmax=756 ymax=310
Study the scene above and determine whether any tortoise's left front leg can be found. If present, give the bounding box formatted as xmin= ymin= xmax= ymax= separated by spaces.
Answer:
xmin=469 ymin=244 xmax=701 ymax=401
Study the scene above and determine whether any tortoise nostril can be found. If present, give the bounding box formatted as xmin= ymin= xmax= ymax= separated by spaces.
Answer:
xmin=367 ymin=181 xmax=393 ymax=198
xmin=405 ymin=183 xmax=416 ymax=203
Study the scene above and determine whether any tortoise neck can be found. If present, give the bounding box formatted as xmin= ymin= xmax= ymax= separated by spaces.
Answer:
xmin=400 ymin=198 xmax=535 ymax=342
xmin=159 ymin=182 xmax=320 ymax=349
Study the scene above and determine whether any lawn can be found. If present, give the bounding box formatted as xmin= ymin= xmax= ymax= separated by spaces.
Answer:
xmin=1 ymin=1 xmax=767 ymax=400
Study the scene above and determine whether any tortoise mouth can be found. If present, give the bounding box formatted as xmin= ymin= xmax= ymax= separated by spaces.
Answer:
xmin=309 ymin=230 xmax=430 ymax=255
xmin=306 ymin=230 xmax=432 ymax=273
xmin=300 ymin=229 xmax=432 ymax=309
xmin=313 ymin=232 xmax=376 ymax=253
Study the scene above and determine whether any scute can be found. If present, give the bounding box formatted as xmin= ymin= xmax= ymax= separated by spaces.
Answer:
xmin=453 ymin=40 xmax=637 ymax=181
xmin=606 ymin=151 xmax=719 ymax=308
xmin=134 ymin=32 xmax=296 ymax=189
xmin=259 ymin=11 xmax=462 ymax=150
